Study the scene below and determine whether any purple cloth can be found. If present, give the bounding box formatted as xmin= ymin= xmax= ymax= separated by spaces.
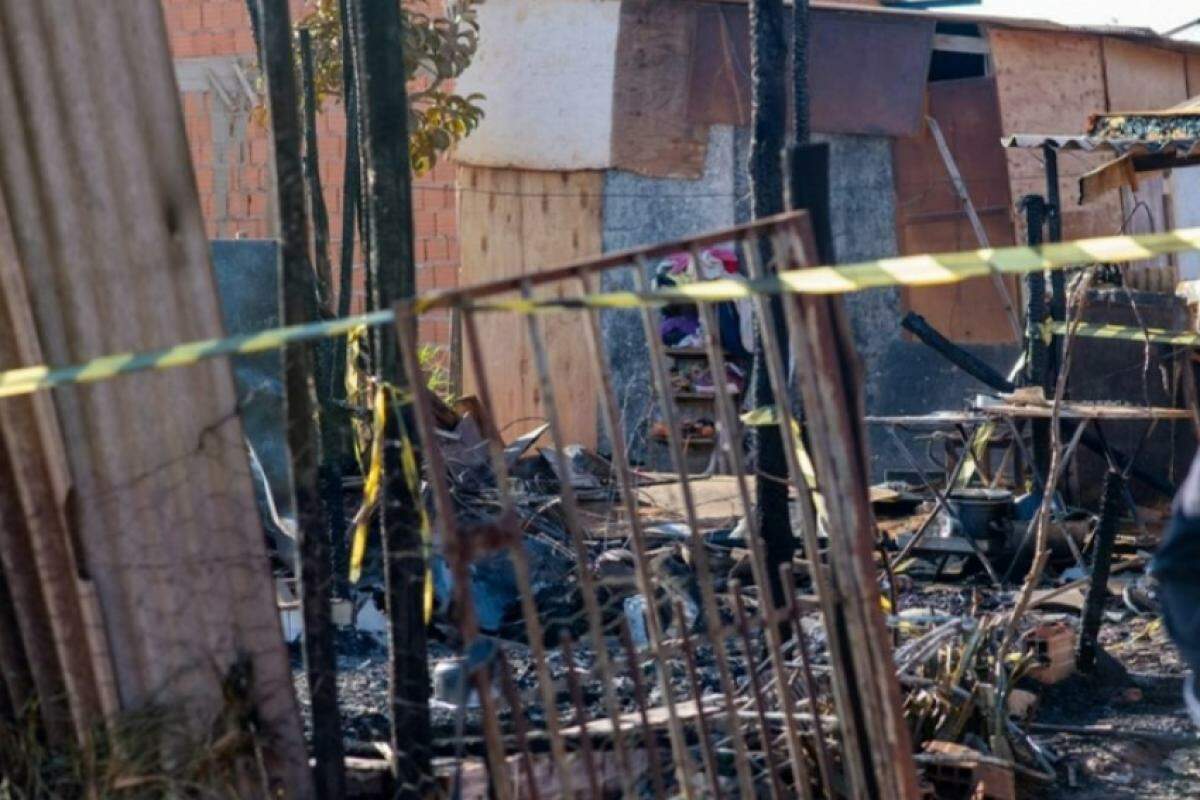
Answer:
xmin=660 ymin=315 xmax=700 ymax=346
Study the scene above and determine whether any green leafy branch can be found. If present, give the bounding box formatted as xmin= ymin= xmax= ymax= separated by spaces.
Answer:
xmin=297 ymin=0 xmax=485 ymax=175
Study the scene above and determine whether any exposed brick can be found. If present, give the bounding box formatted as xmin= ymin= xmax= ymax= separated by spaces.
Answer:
xmin=200 ymin=2 xmax=223 ymax=31
xmin=425 ymin=237 xmax=449 ymax=262
xmin=163 ymin=0 xmax=460 ymax=342
xmin=220 ymin=3 xmax=247 ymax=31
xmin=178 ymin=4 xmax=202 ymax=32
xmin=434 ymin=210 xmax=456 ymax=237
xmin=413 ymin=210 xmax=436 ymax=237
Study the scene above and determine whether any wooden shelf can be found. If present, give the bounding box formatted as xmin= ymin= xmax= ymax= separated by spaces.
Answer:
xmin=650 ymin=434 xmax=716 ymax=446
xmin=664 ymin=348 xmax=709 ymax=358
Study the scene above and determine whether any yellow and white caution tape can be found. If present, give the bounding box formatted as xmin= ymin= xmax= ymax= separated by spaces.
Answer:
xmin=5 ymin=226 xmax=1200 ymax=398
xmin=0 ymin=309 xmax=395 ymax=399
xmin=1047 ymin=320 xmax=1200 ymax=347
xmin=429 ymin=226 xmax=1200 ymax=314
xmin=348 ymin=383 xmax=389 ymax=585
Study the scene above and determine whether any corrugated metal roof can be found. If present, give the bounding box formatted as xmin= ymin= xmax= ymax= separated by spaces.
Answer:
xmin=1001 ymin=134 xmax=1200 ymax=158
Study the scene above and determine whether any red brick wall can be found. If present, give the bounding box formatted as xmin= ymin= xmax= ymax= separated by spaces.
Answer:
xmin=162 ymin=0 xmax=459 ymax=347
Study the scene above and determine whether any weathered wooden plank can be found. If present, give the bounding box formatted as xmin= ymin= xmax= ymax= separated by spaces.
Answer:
xmin=894 ymin=77 xmax=1020 ymax=344
xmin=783 ymin=218 xmax=921 ymax=800
xmin=612 ymin=0 xmax=710 ymax=179
xmin=0 ymin=1 xmax=310 ymax=795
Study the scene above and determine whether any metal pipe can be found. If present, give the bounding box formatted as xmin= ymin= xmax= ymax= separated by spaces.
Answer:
xmin=693 ymin=294 xmax=815 ymax=799
xmin=730 ymin=580 xmax=786 ymax=800
xmin=560 ymin=635 xmax=602 ymax=798
xmin=618 ymin=618 xmax=668 ymax=798
xmin=675 ymin=600 xmax=724 ymax=799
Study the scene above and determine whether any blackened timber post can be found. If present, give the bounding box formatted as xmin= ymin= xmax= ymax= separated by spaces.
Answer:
xmin=255 ymin=1 xmax=345 ymax=797
xmin=1077 ymin=469 xmax=1124 ymax=672
xmin=298 ymin=28 xmax=351 ymax=602
xmin=750 ymin=0 xmax=795 ymax=615
xmin=1021 ymin=194 xmax=1052 ymax=488
xmin=344 ymin=1 xmax=433 ymax=795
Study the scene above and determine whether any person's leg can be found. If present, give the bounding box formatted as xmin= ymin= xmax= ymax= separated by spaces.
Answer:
xmin=1151 ymin=452 xmax=1200 ymax=722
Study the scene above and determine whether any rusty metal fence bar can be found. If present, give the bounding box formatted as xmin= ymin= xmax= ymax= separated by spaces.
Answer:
xmin=394 ymin=211 xmax=918 ymax=798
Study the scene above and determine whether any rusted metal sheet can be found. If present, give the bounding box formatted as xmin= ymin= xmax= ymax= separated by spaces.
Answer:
xmin=809 ymin=10 xmax=934 ymax=136
xmin=687 ymin=5 xmax=932 ymax=136
xmin=894 ymin=77 xmax=1019 ymax=343
xmin=612 ymin=0 xmax=710 ymax=179
xmin=1102 ymin=38 xmax=1189 ymax=113
xmin=686 ymin=3 xmax=751 ymax=127
xmin=0 ymin=1 xmax=311 ymax=795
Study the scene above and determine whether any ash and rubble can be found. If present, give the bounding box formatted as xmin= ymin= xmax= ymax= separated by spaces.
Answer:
xmin=286 ymin=397 xmax=1200 ymax=798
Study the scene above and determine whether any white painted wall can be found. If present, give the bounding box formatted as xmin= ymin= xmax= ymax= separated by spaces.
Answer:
xmin=1172 ymin=167 xmax=1200 ymax=281
xmin=454 ymin=0 xmax=621 ymax=170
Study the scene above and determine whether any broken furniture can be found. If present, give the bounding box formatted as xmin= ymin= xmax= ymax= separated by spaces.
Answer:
xmin=871 ymin=397 xmax=1189 ymax=583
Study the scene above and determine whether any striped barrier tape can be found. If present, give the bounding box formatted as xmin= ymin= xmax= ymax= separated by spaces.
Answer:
xmin=3 ymin=226 xmax=1200 ymax=399
xmin=0 ymin=309 xmax=395 ymax=399
xmin=1046 ymin=320 xmax=1200 ymax=347
xmin=427 ymin=226 xmax=1200 ymax=314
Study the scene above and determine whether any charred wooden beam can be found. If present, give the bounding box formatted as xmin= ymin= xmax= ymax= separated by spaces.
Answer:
xmin=255 ymin=2 xmax=345 ymax=797
xmin=902 ymin=312 xmax=1016 ymax=392
xmin=1077 ymin=469 xmax=1124 ymax=672
xmin=344 ymin=1 xmax=433 ymax=795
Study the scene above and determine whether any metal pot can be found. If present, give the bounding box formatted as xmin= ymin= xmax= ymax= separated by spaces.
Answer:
xmin=943 ymin=488 xmax=1015 ymax=553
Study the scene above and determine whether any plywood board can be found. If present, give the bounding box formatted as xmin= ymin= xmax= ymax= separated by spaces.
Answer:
xmin=807 ymin=9 xmax=934 ymax=137
xmin=454 ymin=0 xmax=620 ymax=170
xmin=894 ymin=77 xmax=1019 ymax=343
xmin=990 ymin=28 xmax=1124 ymax=241
xmin=1102 ymin=38 xmax=1188 ymax=112
xmin=612 ymin=0 xmax=709 ymax=179
xmin=458 ymin=166 xmax=603 ymax=447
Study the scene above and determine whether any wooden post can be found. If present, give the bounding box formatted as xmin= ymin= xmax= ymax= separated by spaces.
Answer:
xmin=344 ymin=1 xmax=433 ymax=794
xmin=783 ymin=225 xmax=921 ymax=800
xmin=255 ymin=2 xmax=346 ymax=797
xmin=298 ymin=27 xmax=351 ymax=601
xmin=750 ymin=0 xmax=795 ymax=613
xmin=1077 ymin=469 xmax=1123 ymax=672
xmin=1021 ymin=195 xmax=1052 ymax=487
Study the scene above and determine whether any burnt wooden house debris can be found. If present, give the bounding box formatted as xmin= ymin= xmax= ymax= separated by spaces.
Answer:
xmin=5 ymin=1 xmax=1200 ymax=799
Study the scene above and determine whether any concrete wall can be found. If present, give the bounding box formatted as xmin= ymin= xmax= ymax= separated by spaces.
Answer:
xmin=594 ymin=126 xmax=1023 ymax=478
xmin=600 ymin=126 xmax=739 ymax=457
xmin=814 ymin=134 xmax=1023 ymax=478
